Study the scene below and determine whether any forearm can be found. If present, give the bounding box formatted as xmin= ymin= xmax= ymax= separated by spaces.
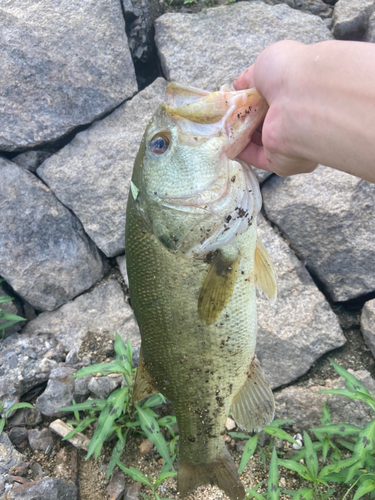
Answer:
xmin=280 ymin=41 xmax=375 ymax=183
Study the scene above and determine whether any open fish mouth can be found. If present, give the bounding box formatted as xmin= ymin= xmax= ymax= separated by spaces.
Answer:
xmin=163 ymin=82 xmax=268 ymax=159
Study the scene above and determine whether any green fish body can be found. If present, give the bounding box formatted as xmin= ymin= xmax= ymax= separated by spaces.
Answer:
xmin=125 ymin=83 xmax=277 ymax=500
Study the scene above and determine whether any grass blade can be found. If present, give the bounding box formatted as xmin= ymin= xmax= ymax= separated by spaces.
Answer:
xmin=107 ymin=432 xmax=128 ymax=479
xmin=62 ymin=417 xmax=96 ymax=441
xmin=284 ymin=488 xmax=314 ymax=500
xmin=303 ymin=431 xmax=318 ymax=481
xmin=291 ymin=441 xmax=322 ymax=462
xmin=311 ymin=424 xmax=361 ymax=437
xmin=238 ymin=434 xmax=258 ymax=474
xmin=73 ymin=362 xmax=127 ymax=378
xmin=229 ymin=432 xmax=250 ymax=439
xmin=321 ymin=403 xmax=332 ymax=426
xmin=244 ymin=486 xmax=266 ymax=500
xmin=353 ymin=479 xmax=375 ymax=500
xmin=319 ymin=456 xmax=359 ymax=481
xmin=142 ymin=393 xmax=166 ymax=408
xmin=278 ymin=459 xmax=312 ymax=481
xmin=136 ymin=404 xmax=174 ymax=469
xmin=115 ymin=462 xmax=152 ymax=487
xmin=6 ymin=402 xmax=33 ymax=413
xmin=0 ymin=418 xmax=5 ymax=435
xmin=329 ymin=359 xmax=371 ymax=395
xmin=264 ymin=426 xmax=298 ymax=445
xmin=87 ymin=387 xmax=128 ymax=459
xmin=60 ymin=399 xmax=106 ymax=412
xmin=268 ymin=447 xmax=280 ymax=500
xmin=154 ymin=470 xmax=178 ymax=488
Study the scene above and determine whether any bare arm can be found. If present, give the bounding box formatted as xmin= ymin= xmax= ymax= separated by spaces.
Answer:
xmin=233 ymin=40 xmax=375 ymax=183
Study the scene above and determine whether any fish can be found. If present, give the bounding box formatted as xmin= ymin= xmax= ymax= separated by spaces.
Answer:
xmin=125 ymin=82 xmax=277 ymax=500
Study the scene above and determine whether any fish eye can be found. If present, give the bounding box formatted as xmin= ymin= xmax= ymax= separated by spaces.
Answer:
xmin=149 ymin=134 xmax=170 ymax=155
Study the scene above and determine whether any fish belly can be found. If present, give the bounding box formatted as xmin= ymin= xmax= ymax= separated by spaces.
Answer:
xmin=126 ymin=206 xmax=257 ymax=466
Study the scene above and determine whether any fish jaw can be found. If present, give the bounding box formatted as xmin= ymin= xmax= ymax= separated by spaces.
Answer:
xmin=164 ymin=82 xmax=268 ymax=159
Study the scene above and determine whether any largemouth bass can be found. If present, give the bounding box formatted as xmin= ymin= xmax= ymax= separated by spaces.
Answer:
xmin=125 ymin=82 xmax=277 ymax=500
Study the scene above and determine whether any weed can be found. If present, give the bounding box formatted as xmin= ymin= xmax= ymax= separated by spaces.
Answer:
xmin=281 ymin=360 xmax=375 ymax=499
xmin=0 ymin=279 xmax=26 ymax=338
xmin=245 ymin=447 xmax=280 ymax=500
xmin=116 ymin=460 xmax=177 ymax=500
xmin=230 ymin=419 xmax=297 ymax=472
xmin=0 ymin=401 xmax=34 ymax=435
xmin=60 ymin=333 xmax=177 ymax=480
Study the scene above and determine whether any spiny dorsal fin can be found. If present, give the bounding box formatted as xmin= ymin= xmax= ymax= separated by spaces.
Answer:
xmin=254 ymin=238 xmax=277 ymax=303
xmin=231 ymin=356 xmax=274 ymax=433
xmin=133 ymin=348 xmax=158 ymax=403
xmin=198 ymin=251 xmax=239 ymax=325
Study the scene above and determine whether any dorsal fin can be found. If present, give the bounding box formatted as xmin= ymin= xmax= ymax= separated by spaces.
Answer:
xmin=254 ymin=238 xmax=277 ymax=303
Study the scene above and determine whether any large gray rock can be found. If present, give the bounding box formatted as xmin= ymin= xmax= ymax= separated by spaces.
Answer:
xmin=0 ymin=159 xmax=105 ymax=311
xmin=38 ymin=78 xmax=168 ymax=257
xmin=0 ymin=331 xmax=62 ymax=410
xmin=361 ymin=299 xmax=375 ymax=358
xmin=0 ymin=0 xmax=137 ymax=151
xmin=262 ymin=166 xmax=375 ymax=302
xmin=332 ymin=0 xmax=375 ymax=40
xmin=8 ymin=477 xmax=77 ymax=500
xmin=275 ymin=369 xmax=375 ymax=431
xmin=155 ymin=1 xmax=332 ymax=91
xmin=22 ymin=280 xmax=140 ymax=353
xmin=256 ymin=216 xmax=346 ymax=389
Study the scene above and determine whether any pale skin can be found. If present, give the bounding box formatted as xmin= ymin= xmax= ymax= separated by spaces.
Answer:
xmin=233 ymin=40 xmax=375 ymax=184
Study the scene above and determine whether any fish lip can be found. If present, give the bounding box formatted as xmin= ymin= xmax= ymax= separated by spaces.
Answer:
xmin=163 ymin=84 xmax=268 ymax=160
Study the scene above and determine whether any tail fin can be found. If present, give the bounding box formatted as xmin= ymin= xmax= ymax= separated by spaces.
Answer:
xmin=177 ymin=448 xmax=245 ymax=500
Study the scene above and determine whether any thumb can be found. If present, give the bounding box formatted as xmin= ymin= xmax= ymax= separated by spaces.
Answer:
xmin=233 ymin=64 xmax=255 ymax=91
xmin=264 ymin=148 xmax=318 ymax=177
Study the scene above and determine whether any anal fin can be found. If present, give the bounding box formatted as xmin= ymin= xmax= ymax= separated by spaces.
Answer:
xmin=254 ymin=238 xmax=277 ymax=303
xmin=178 ymin=447 xmax=245 ymax=500
xmin=133 ymin=347 xmax=158 ymax=403
xmin=231 ymin=356 xmax=274 ymax=432
xmin=198 ymin=251 xmax=239 ymax=324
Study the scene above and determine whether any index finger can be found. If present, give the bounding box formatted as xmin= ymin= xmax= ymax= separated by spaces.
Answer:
xmin=233 ymin=64 xmax=255 ymax=90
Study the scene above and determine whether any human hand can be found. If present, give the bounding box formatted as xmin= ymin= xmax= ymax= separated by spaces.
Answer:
xmin=233 ymin=40 xmax=318 ymax=177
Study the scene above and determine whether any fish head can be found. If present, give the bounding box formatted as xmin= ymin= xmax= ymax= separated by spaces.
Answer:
xmin=130 ymin=82 xmax=268 ymax=257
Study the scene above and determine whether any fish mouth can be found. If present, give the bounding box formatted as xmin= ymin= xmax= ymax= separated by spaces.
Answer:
xmin=163 ymin=82 xmax=268 ymax=159
xmin=153 ymin=83 xmax=264 ymax=257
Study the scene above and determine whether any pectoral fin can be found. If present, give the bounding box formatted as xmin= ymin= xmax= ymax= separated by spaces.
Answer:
xmin=198 ymin=251 xmax=239 ymax=325
xmin=133 ymin=348 xmax=158 ymax=403
xmin=254 ymin=238 xmax=277 ymax=303
xmin=231 ymin=356 xmax=274 ymax=432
